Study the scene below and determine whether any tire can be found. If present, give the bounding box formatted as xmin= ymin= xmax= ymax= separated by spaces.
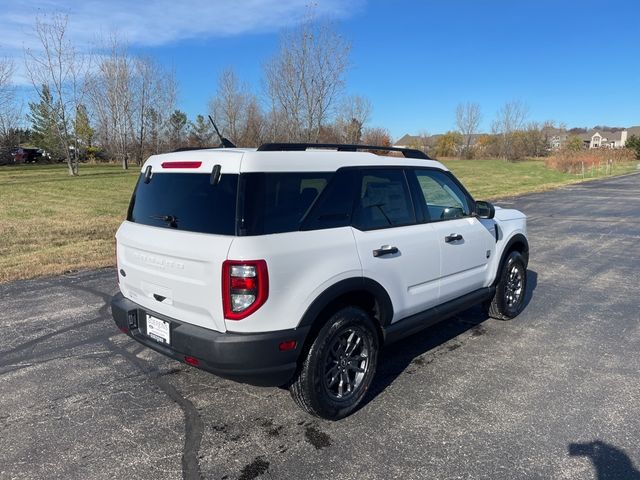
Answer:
xmin=289 ymin=306 xmax=379 ymax=420
xmin=486 ymin=251 xmax=527 ymax=321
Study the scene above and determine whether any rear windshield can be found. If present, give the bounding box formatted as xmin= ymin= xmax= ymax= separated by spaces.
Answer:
xmin=128 ymin=173 xmax=238 ymax=235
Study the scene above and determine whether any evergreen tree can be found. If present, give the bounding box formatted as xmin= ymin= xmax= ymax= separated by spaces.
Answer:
xmin=74 ymin=104 xmax=93 ymax=147
xmin=626 ymin=135 xmax=640 ymax=160
xmin=28 ymin=84 xmax=61 ymax=158
xmin=168 ymin=109 xmax=187 ymax=148
xmin=188 ymin=114 xmax=213 ymax=147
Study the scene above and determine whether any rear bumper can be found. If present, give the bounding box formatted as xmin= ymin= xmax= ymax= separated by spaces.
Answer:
xmin=110 ymin=292 xmax=309 ymax=387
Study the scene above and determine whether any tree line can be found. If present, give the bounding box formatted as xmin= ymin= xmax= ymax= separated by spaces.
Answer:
xmin=2 ymin=14 xmax=636 ymax=174
xmin=0 ymin=14 xmax=391 ymax=175
xmin=406 ymin=100 xmax=566 ymax=161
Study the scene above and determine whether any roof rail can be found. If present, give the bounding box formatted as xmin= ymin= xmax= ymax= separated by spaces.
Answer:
xmin=257 ymin=143 xmax=431 ymax=159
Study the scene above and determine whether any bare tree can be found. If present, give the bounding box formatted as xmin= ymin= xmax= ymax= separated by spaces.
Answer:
xmin=361 ymin=127 xmax=392 ymax=147
xmin=337 ymin=95 xmax=372 ymax=144
xmin=0 ymin=58 xmax=15 ymax=114
xmin=265 ymin=21 xmax=350 ymax=142
xmin=132 ymin=57 xmax=176 ymax=164
xmin=242 ymin=96 xmax=265 ymax=147
xmin=209 ymin=68 xmax=266 ymax=147
xmin=0 ymin=57 xmax=21 ymax=147
xmin=90 ymin=38 xmax=134 ymax=169
xmin=416 ymin=130 xmax=431 ymax=152
xmin=492 ymin=100 xmax=529 ymax=161
xmin=89 ymin=38 xmax=177 ymax=167
xmin=132 ymin=57 xmax=155 ymax=165
xmin=25 ymin=14 xmax=89 ymax=175
xmin=209 ymin=68 xmax=248 ymax=143
xmin=455 ymin=102 xmax=481 ymax=158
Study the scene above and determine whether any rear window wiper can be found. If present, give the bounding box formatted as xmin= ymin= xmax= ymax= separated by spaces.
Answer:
xmin=150 ymin=214 xmax=179 ymax=228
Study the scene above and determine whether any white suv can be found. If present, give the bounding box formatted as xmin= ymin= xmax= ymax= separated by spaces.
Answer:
xmin=111 ymin=143 xmax=529 ymax=420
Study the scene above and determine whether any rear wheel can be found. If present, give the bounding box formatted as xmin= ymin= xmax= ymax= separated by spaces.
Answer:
xmin=486 ymin=251 xmax=527 ymax=320
xmin=289 ymin=306 xmax=379 ymax=420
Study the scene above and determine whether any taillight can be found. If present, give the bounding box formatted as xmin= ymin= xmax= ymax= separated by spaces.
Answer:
xmin=222 ymin=260 xmax=269 ymax=320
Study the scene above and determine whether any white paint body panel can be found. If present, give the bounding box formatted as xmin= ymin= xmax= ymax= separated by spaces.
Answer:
xmin=434 ymin=217 xmax=498 ymax=303
xmin=486 ymin=207 xmax=528 ymax=282
xmin=116 ymin=221 xmax=233 ymax=333
xmin=115 ymin=148 xmax=528 ymax=335
xmin=225 ymin=228 xmax=361 ymax=333
xmin=352 ymin=224 xmax=441 ymax=322
xmin=140 ymin=148 xmax=449 ymax=174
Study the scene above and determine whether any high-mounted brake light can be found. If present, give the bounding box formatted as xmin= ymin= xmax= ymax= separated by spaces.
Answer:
xmin=161 ymin=161 xmax=202 ymax=169
xmin=222 ymin=260 xmax=269 ymax=320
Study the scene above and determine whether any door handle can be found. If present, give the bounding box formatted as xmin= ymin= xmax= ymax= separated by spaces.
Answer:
xmin=445 ymin=233 xmax=463 ymax=243
xmin=373 ymin=245 xmax=399 ymax=257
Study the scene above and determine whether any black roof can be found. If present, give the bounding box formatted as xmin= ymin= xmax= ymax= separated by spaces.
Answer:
xmin=257 ymin=143 xmax=432 ymax=160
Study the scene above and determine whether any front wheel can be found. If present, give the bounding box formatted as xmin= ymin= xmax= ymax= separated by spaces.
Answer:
xmin=289 ymin=306 xmax=379 ymax=420
xmin=486 ymin=251 xmax=527 ymax=320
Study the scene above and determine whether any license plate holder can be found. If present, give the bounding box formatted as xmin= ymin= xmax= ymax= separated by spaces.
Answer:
xmin=146 ymin=314 xmax=171 ymax=345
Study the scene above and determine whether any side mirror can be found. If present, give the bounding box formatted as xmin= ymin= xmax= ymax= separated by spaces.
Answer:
xmin=475 ymin=200 xmax=495 ymax=219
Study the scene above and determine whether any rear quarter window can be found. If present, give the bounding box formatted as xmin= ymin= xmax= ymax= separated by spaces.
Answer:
xmin=128 ymin=172 xmax=238 ymax=235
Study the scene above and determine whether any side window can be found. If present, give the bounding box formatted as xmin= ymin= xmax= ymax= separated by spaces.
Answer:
xmin=241 ymin=172 xmax=332 ymax=235
xmin=301 ymin=169 xmax=354 ymax=231
xmin=352 ymin=169 xmax=415 ymax=230
xmin=412 ymin=169 xmax=471 ymax=221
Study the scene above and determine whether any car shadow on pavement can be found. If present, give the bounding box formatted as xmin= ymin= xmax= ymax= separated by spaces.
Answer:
xmin=522 ymin=269 xmax=537 ymax=310
xmin=361 ymin=269 xmax=538 ymax=409
xmin=568 ymin=440 xmax=640 ymax=479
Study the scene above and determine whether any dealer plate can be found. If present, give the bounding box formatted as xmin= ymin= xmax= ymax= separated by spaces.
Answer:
xmin=146 ymin=315 xmax=170 ymax=345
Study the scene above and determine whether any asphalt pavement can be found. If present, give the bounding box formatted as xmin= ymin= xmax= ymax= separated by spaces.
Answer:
xmin=1 ymin=172 xmax=639 ymax=480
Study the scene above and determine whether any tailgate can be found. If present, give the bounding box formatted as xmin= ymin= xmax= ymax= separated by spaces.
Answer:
xmin=117 ymin=221 xmax=232 ymax=332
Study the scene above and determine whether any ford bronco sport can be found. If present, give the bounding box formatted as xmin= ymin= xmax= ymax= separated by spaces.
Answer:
xmin=111 ymin=143 xmax=529 ymax=420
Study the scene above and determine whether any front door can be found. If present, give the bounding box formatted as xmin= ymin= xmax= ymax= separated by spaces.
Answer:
xmin=409 ymin=168 xmax=496 ymax=303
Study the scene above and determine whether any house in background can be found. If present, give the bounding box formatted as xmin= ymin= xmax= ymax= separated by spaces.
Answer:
xmin=580 ymin=127 xmax=640 ymax=149
xmin=394 ymin=133 xmax=483 ymax=154
xmin=394 ymin=134 xmax=430 ymax=150
xmin=395 ymin=126 xmax=640 ymax=155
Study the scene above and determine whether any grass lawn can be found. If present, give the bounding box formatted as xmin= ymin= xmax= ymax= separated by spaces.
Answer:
xmin=0 ymin=164 xmax=139 ymax=283
xmin=0 ymin=158 xmax=637 ymax=283
xmin=442 ymin=158 xmax=637 ymax=199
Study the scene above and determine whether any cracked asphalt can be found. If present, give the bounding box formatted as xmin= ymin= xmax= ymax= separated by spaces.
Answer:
xmin=1 ymin=173 xmax=639 ymax=480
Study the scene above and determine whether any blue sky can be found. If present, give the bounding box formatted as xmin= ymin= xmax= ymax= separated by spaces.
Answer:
xmin=3 ymin=0 xmax=640 ymax=140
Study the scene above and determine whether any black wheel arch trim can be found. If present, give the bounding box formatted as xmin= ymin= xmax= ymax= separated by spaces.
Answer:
xmin=297 ymin=277 xmax=394 ymax=330
xmin=494 ymin=233 xmax=529 ymax=286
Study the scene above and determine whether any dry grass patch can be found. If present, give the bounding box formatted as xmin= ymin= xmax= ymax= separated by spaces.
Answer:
xmin=0 ymin=164 xmax=138 ymax=282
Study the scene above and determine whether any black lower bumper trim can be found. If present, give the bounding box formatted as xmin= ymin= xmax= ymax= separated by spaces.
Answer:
xmin=111 ymin=292 xmax=309 ymax=387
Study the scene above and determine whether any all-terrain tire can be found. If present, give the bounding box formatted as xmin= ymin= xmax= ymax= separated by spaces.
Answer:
xmin=486 ymin=251 xmax=527 ymax=321
xmin=289 ymin=306 xmax=379 ymax=420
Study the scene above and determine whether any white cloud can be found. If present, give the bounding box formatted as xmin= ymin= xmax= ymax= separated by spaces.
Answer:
xmin=1 ymin=0 xmax=363 ymax=85
xmin=1 ymin=0 xmax=362 ymax=53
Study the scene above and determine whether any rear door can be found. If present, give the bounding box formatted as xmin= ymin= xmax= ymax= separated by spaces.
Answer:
xmin=409 ymin=168 xmax=496 ymax=302
xmin=350 ymin=168 xmax=441 ymax=322
xmin=116 ymin=152 xmax=242 ymax=333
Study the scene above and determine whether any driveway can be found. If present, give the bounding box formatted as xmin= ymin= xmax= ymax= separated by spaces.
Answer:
xmin=1 ymin=173 xmax=639 ymax=480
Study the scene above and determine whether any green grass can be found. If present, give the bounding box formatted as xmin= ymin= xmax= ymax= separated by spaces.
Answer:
xmin=0 ymin=158 xmax=637 ymax=283
xmin=441 ymin=158 xmax=638 ymax=199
